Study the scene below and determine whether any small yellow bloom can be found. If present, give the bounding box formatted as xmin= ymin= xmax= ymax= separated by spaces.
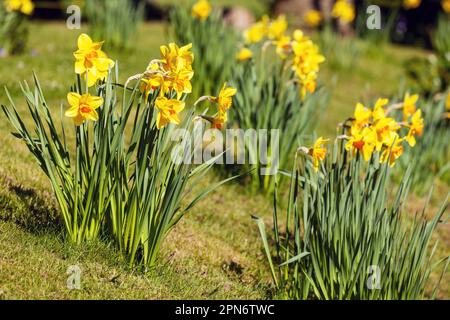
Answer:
xmin=405 ymin=109 xmax=424 ymax=147
xmin=213 ymin=83 xmax=237 ymax=113
xmin=155 ymin=97 xmax=185 ymax=129
xmin=191 ymin=0 xmax=211 ymax=20
xmin=332 ymin=0 xmax=355 ymax=24
xmin=304 ymin=10 xmax=322 ymax=28
xmin=274 ymin=35 xmax=291 ymax=59
xmin=74 ymin=33 xmax=115 ymax=87
xmin=446 ymin=93 xmax=450 ymax=111
xmin=65 ymin=92 xmax=103 ymax=126
xmin=4 ymin=0 xmax=34 ymax=15
xmin=403 ymin=0 xmax=421 ymax=9
xmin=308 ymin=137 xmax=329 ymax=171
xmin=373 ymin=116 xmax=400 ymax=151
xmin=403 ymin=93 xmax=419 ymax=119
xmin=443 ymin=0 xmax=450 ymax=13
xmin=267 ymin=15 xmax=288 ymax=40
xmin=345 ymin=127 xmax=377 ymax=161
xmin=236 ymin=48 xmax=253 ymax=62
xmin=244 ymin=16 xmax=269 ymax=44
xmin=380 ymin=132 xmax=404 ymax=167
xmin=160 ymin=42 xmax=194 ymax=74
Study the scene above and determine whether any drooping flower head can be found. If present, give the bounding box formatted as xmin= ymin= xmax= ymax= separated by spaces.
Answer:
xmin=74 ymin=34 xmax=115 ymax=87
xmin=308 ymin=137 xmax=329 ymax=171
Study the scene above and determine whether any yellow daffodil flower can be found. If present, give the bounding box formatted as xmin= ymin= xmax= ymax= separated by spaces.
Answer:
xmin=155 ymin=97 xmax=185 ymax=129
xmin=332 ymin=0 xmax=355 ymax=24
xmin=345 ymin=127 xmax=377 ymax=161
xmin=65 ymin=92 xmax=103 ymax=126
xmin=160 ymin=42 xmax=194 ymax=74
xmin=304 ymin=10 xmax=322 ymax=27
xmin=405 ymin=109 xmax=424 ymax=147
xmin=4 ymin=0 xmax=34 ymax=15
xmin=372 ymin=98 xmax=389 ymax=121
xmin=244 ymin=16 xmax=269 ymax=44
xmin=443 ymin=0 xmax=450 ymax=13
xmin=213 ymin=83 xmax=237 ymax=113
xmin=308 ymin=137 xmax=329 ymax=171
xmin=403 ymin=92 xmax=419 ymax=119
xmin=274 ymin=35 xmax=292 ymax=59
xmin=403 ymin=0 xmax=421 ymax=9
xmin=380 ymin=132 xmax=404 ymax=167
xmin=353 ymin=103 xmax=372 ymax=127
xmin=212 ymin=112 xmax=228 ymax=129
xmin=236 ymin=48 xmax=253 ymax=62
xmin=74 ymin=33 xmax=115 ymax=87
xmin=373 ymin=116 xmax=401 ymax=151
xmin=267 ymin=15 xmax=288 ymax=40
xmin=191 ymin=0 xmax=211 ymax=21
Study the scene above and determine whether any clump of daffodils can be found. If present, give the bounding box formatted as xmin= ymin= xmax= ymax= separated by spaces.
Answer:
xmin=241 ymin=15 xmax=325 ymax=99
xmin=302 ymin=94 xmax=424 ymax=171
xmin=343 ymin=94 xmax=423 ymax=167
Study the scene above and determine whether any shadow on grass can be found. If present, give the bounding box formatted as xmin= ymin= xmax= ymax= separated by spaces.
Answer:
xmin=0 ymin=174 xmax=62 ymax=236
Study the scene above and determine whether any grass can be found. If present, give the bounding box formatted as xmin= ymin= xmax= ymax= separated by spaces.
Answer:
xmin=0 ymin=22 xmax=448 ymax=299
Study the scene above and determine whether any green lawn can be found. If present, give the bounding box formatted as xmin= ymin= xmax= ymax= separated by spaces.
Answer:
xmin=0 ymin=22 xmax=448 ymax=299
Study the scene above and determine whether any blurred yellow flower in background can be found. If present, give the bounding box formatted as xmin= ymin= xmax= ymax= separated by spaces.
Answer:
xmin=191 ymin=0 xmax=211 ymax=21
xmin=65 ymin=92 xmax=103 ymax=126
xmin=403 ymin=0 xmax=421 ymax=9
xmin=4 ymin=0 xmax=34 ymax=15
xmin=267 ymin=15 xmax=288 ymax=40
xmin=74 ymin=33 xmax=115 ymax=87
xmin=405 ymin=109 xmax=424 ymax=147
xmin=332 ymin=0 xmax=355 ymax=24
xmin=236 ymin=47 xmax=253 ymax=62
xmin=304 ymin=10 xmax=322 ymax=27
xmin=244 ymin=15 xmax=269 ymax=44
xmin=402 ymin=93 xmax=419 ymax=119
xmin=443 ymin=0 xmax=450 ymax=13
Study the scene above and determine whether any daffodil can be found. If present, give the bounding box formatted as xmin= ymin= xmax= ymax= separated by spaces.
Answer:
xmin=154 ymin=97 xmax=185 ymax=129
xmin=308 ymin=137 xmax=329 ymax=171
xmin=443 ymin=0 xmax=450 ymax=13
xmin=353 ymin=103 xmax=372 ymax=127
xmin=373 ymin=116 xmax=401 ymax=151
xmin=372 ymin=98 xmax=389 ymax=121
xmin=65 ymin=92 xmax=103 ymax=126
xmin=213 ymin=83 xmax=237 ymax=113
xmin=380 ymin=132 xmax=404 ymax=167
xmin=244 ymin=16 xmax=269 ymax=44
xmin=332 ymin=0 xmax=355 ymax=24
xmin=191 ymin=0 xmax=211 ymax=21
xmin=405 ymin=109 xmax=424 ymax=147
xmin=74 ymin=33 xmax=115 ymax=87
xmin=273 ymin=35 xmax=291 ymax=59
xmin=403 ymin=0 xmax=421 ymax=9
xmin=236 ymin=47 xmax=253 ymax=62
xmin=403 ymin=93 xmax=419 ymax=119
xmin=304 ymin=10 xmax=322 ymax=28
xmin=212 ymin=112 xmax=228 ymax=129
xmin=160 ymin=43 xmax=194 ymax=74
xmin=345 ymin=127 xmax=377 ymax=161
xmin=267 ymin=15 xmax=287 ymax=40
xmin=4 ymin=0 xmax=34 ymax=15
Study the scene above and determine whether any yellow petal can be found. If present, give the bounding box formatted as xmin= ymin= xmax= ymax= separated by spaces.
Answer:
xmin=65 ymin=106 xmax=79 ymax=118
xmin=86 ymin=95 xmax=104 ymax=109
xmin=67 ymin=92 xmax=80 ymax=107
